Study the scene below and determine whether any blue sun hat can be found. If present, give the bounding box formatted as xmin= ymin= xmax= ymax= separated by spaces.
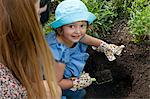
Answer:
xmin=50 ymin=0 xmax=96 ymax=29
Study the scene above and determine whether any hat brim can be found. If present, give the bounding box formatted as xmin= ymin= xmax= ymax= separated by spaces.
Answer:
xmin=50 ymin=12 xmax=96 ymax=29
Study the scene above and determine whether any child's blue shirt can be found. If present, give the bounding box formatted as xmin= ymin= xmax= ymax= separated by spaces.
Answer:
xmin=45 ymin=32 xmax=89 ymax=78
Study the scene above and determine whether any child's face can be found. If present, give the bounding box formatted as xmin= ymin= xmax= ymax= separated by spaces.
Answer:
xmin=61 ymin=21 xmax=88 ymax=45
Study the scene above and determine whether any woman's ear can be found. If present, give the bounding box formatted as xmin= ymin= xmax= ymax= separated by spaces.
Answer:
xmin=39 ymin=4 xmax=47 ymax=14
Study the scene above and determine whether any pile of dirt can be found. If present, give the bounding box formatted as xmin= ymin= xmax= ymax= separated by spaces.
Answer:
xmin=84 ymin=20 xmax=150 ymax=98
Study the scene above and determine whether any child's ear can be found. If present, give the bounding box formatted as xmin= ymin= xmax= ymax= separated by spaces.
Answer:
xmin=59 ymin=31 xmax=63 ymax=35
xmin=56 ymin=27 xmax=63 ymax=35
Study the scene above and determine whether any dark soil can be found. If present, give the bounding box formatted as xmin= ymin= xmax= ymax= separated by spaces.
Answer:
xmin=84 ymin=20 xmax=150 ymax=99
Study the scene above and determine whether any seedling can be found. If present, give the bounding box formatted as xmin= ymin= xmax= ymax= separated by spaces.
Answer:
xmin=91 ymin=69 xmax=113 ymax=85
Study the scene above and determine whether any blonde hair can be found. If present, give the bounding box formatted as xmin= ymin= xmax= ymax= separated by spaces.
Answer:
xmin=0 ymin=0 xmax=58 ymax=98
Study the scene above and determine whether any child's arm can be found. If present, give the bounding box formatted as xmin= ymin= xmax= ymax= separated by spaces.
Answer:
xmin=54 ymin=61 xmax=73 ymax=89
xmin=59 ymin=79 xmax=73 ymax=90
xmin=55 ymin=61 xmax=92 ymax=90
xmin=80 ymin=34 xmax=104 ymax=47
xmin=58 ymin=73 xmax=92 ymax=91
xmin=55 ymin=61 xmax=66 ymax=82
xmin=80 ymin=34 xmax=125 ymax=61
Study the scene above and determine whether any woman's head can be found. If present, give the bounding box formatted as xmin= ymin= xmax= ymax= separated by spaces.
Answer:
xmin=0 ymin=0 xmax=40 ymax=38
xmin=0 ymin=0 xmax=58 ymax=98
xmin=50 ymin=0 xmax=96 ymax=29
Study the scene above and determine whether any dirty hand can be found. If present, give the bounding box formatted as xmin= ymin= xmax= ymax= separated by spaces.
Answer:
xmin=70 ymin=72 xmax=92 ymax=91
xmin=92 ymin=41 xmax=125 ymax=61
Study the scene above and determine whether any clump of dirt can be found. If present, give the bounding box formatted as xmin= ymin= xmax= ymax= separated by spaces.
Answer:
xmin=84 ymin=20 xmax=150 ymax=98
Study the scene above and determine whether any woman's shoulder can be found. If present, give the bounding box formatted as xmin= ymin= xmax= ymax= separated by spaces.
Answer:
xmin=0 ymin=63 xmax=12 ymax=76
xmin=0 ymin=63 xmax=27 ymax=98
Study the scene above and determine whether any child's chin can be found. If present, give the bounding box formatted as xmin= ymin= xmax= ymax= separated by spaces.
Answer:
xmin=72 ymin=39 xmax=80 ymax=43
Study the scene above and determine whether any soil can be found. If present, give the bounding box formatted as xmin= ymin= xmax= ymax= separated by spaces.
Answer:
xmin=84 ymin=20 xmax=150 ymax=99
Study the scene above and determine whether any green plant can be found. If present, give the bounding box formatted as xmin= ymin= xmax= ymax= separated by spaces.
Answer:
xmin=82 ymin=0 xmax=117 ymax=38
xmin=42 ymin=14 xmax=55 ymax=35
xmin=128 ymin=2 xmax=150 ymax=43
xmin=112 ymin=0 xmax=133 ymax=19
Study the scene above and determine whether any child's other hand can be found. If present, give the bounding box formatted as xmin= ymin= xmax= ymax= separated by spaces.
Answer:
xmin=92 ymin=41 xmax=125 ymax=61
xmin=70 ymin=72 xmax=92 ymax=91
xmin=80 ymin=72 xmax=92 ymax=86
xmin=106 ymin=44 xmax=125 ymax=56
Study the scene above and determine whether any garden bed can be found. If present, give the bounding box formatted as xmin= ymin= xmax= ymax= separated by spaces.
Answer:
xmin=84 ymin=20 xmax=150 ymax=98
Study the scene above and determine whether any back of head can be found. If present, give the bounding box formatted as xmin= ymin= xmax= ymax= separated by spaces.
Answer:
xmin=50 ymin=0 xmax=96 ymax=29
xmin=0 ymin=0 xmax=58 ymax=98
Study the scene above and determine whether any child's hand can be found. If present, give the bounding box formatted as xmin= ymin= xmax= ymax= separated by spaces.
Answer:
xmin=107 ymin=44 xmax=125 ymax=56
xmin=92 ymin=41 xmax=125 ymax=61
xmin=70 ymin=72 xmax=92 ymax=91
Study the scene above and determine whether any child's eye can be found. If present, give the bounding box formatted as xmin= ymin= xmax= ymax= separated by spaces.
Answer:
xmin=80 ymin=24 xmax=87 ymax=28
xmin=69 ymin=25 xmax=74 ymax=28
xmin=66 ymin=24 xmax=75 ymax=28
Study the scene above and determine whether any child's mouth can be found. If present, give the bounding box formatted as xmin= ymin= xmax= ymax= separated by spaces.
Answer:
xmin=72 ymin=34 xmax=82 ymax=37
xmin=72 ymin=35 xmax=82 ymax=39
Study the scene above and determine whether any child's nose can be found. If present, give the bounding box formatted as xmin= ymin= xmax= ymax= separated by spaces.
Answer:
xmin=74 ymin=27 xmax=81 ymax=34
xmin=74 ymin=30 xmax=80 ymax=34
